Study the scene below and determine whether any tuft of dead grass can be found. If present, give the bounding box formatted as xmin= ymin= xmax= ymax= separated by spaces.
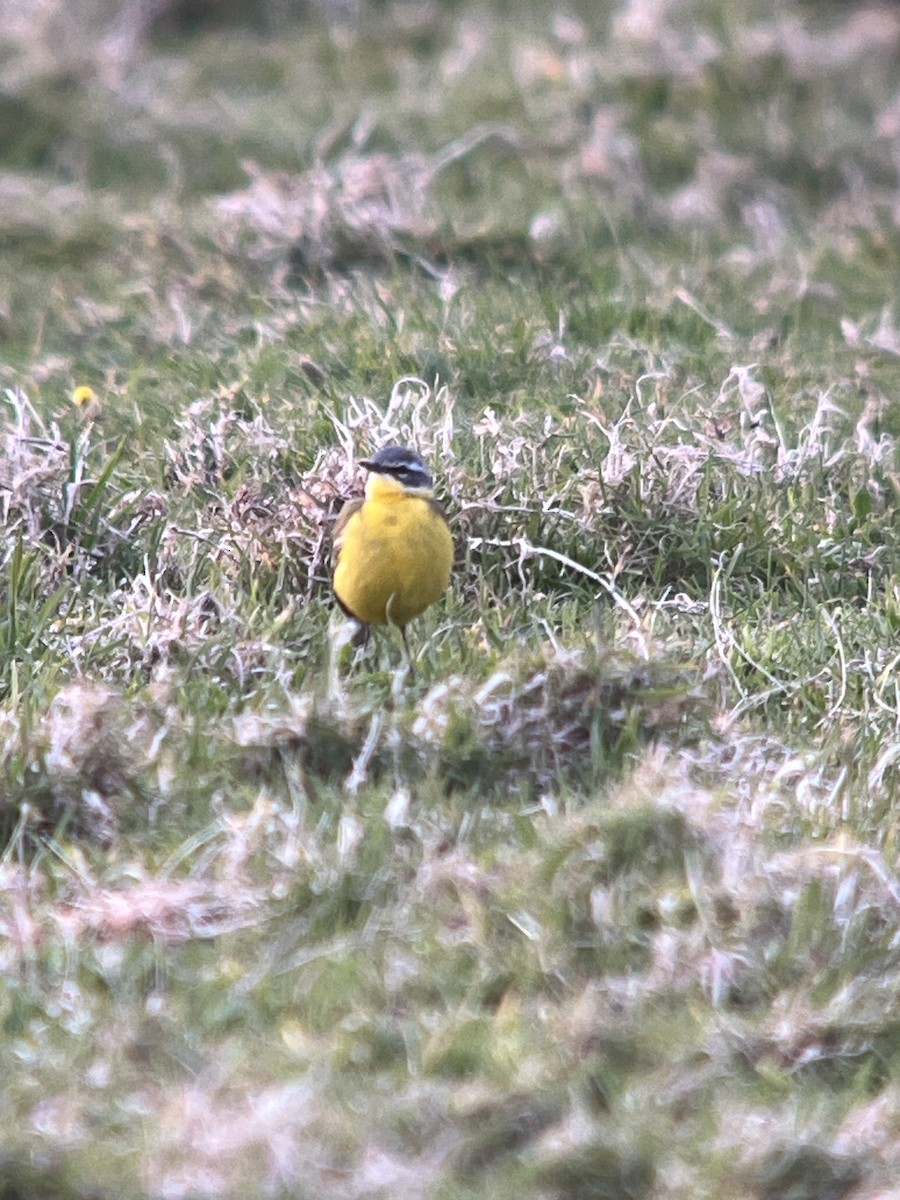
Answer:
xmin=216 ymin=125 xmax=525 ymax=280
xmin=421 ymin=642 xmax=709 ymax=795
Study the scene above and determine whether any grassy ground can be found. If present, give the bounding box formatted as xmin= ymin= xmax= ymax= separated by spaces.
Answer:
xmin=1 ymin=0 xmax=900 ymax=1196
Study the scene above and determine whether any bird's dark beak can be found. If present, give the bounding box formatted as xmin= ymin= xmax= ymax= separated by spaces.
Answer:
xmin=359 ymin=458 xmax=374 ymax=471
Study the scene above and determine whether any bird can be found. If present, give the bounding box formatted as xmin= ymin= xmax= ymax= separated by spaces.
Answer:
xmin=332 ymin=445 xmax=453 ymax=670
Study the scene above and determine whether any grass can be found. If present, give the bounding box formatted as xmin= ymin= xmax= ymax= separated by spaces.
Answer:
xmin=1 ymin=0 xmax=900 ymax=1196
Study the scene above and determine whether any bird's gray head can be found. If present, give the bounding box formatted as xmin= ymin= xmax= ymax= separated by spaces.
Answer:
xmin=360 ymin=445 xmax=434 ymax=490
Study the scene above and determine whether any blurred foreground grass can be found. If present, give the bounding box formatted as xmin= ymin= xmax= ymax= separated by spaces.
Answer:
xmin=1 ymin=0 xmax=900 ymax=1197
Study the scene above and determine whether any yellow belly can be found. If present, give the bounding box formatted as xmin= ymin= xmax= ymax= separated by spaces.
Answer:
xmin=334 ymin=495 xmax=452 ymax=627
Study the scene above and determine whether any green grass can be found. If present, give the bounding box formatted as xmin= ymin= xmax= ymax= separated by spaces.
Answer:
xmin=1 ymin=0 xmax=900 ymax=1196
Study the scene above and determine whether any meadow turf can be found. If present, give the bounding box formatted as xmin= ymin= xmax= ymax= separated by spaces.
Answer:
xmin=1 ymin=0 xmax=900 ymax=1196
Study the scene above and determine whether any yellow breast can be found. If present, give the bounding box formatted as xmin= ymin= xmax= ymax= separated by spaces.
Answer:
xmin=333 ymin=481 xmax=453 ymax=628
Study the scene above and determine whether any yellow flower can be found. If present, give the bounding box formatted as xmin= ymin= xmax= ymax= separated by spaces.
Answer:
xmin=71 ymin=385 xmax=97 ymax=408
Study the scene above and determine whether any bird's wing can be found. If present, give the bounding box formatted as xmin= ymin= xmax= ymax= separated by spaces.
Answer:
xmin=427 ymin=497 xmax=463 ymax=562
xmin=426 ymin=497 xmax=450 ymax=525
xmin=332 ymin=497 xmax=365 ymax=622
xmin=332 ymin=496 xmax=364 ymax=552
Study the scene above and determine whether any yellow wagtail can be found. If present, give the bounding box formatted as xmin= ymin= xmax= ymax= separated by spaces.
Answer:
xmin=332 ymin=445 xmax=453 ymax=666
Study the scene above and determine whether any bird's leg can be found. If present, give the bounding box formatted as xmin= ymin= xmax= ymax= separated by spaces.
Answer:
xmin=327 ymin=617 xmax=361 ymax=699
xmin=400 ymin=625 xmax=416 ymax=682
